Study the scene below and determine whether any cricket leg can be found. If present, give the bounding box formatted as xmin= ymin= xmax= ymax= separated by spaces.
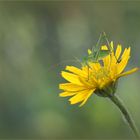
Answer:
xmin=91 ymin=33 xmax=103 ymax=53
xmin=103 ymin=32 xmax=121 ymax=63
xmin=87 ymin=63 xmax=90 ymax=81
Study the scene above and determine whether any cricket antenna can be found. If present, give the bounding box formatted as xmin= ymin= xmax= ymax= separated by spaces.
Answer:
xmin=74 ymin=57 xmax=83 ymax=66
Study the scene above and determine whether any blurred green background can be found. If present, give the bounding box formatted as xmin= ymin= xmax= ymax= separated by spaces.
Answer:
xmin=0 ymin=1 xmax=139 ymax=139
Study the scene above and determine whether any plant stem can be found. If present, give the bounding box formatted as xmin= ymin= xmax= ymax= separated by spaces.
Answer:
xmin=109 ymin=95 xmax=140 ymax=139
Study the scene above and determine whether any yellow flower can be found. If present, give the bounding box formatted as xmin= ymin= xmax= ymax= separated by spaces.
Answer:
xmin=59 ymin=42 xmax=138 ymax=107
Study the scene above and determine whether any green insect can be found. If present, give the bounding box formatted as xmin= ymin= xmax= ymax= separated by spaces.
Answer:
xmin=82 ymin=32 xmax=113 ymax=65
xmin=81 ymin=32 xmax=121 ymax=81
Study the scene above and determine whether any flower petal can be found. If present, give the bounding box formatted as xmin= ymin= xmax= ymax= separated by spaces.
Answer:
xmin=61 ymin=71 xmax=82 ymax=85
xmin=59 ymin=83 xmax=86 ymax=91
xmin=110 ymin=41 xmax=114 ymax=49
xmin=89 ymin=62 xmax=101 ymax=71
xmin=121 ymin=47 xmax=130 ymax=60
xmin=117 ymin=67 xmax=139 ymax=78
xmin=102 ymin=42 xmax=114 ymax=68
xmin=79 ymin=77 xmax=96 ymax=88
xmin=103 ymin=55 xmax=111 ymax=68
xmin=59 ymin=91 xmax=76 ymax=97
xmin=117 ymin=47 xmax=131 ymax=74
xmin=115 ymin=44 xmax=122 ymax=59
xmin=66 ymin=66 xmax=87 ymax=77
xmin=79 ymin=89 xmax=95 ymax=107
xmin=69 ymin=89 xmax=95 ymax=105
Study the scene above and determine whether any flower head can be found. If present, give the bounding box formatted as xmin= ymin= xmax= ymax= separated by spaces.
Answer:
xmin=59 ymin=42 xmax=138 ymax=107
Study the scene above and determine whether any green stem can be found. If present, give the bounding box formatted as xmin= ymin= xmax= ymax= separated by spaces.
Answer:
xmin=109 ymin=95 xmax=140 ymax=139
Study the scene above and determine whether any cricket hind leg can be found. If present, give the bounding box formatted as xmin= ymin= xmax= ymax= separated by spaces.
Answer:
xmin=86 ymin=63 xmax=90 ymax=81
xmin=91 ymin=33 xmax=103 ymax=53
xmin=114 ymin=55 xmax=121 ymax=63
xmin=102 ymin=32 xmax=121 ymax=63
xmin=86 ymin=62 xmax=95 ymax=81
xmin=86 ymin=60 xmax=100 ymax=81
